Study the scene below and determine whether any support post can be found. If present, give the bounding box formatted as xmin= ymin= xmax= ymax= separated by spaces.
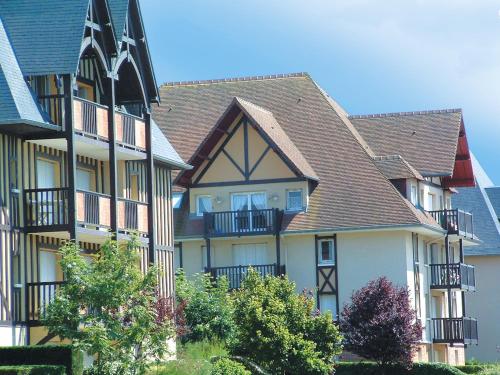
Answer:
xmin=205 ymin=238 xmax=211 ymax=271
xmin=445 ymin=235 xmax=453 ymax=320
xmin=145 ymin=111 xmax=155 ymax=265
xmin=64 ymin=75 xmax=77 ymax=240
xmin=460 ymin=239 xmax=466 ymax=319
xmin=106 ymin=77 xmax=118 ymax=235
xmin=275 ymin=208 xmax=281 ymax=274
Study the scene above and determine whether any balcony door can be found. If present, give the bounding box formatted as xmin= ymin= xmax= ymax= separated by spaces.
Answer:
xmin=36 ymin=159 xmax=58 ymax=225
xmin=232 ymin=243 xmax=267 ymax=266
xmin=231 ymin=192 xmax=266 ymax=232
xmin=76 ymin=168 xmax=92 ymax=191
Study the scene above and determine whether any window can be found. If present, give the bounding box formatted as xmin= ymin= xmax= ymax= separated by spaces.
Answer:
xmin=318 ymin=239 xmax=335 ymax=265
xmin=197 ymin=195 xmax=212 ymax=216
xmin=76 ymin=168 xmax=93 ymax=191
xmin=286 ymin=189 xmax=303 ymax=211
xmin=173 ymin=193 xmax=183 ymax=209
xmin=319 ymin=294 xmax=338 ymax=319
xmin=427 ymin=193 xmax=435 ymax=211
xmin=410 ymin=185 xmax=418 ymax=206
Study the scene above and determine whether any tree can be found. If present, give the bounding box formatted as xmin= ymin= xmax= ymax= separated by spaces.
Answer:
xmin=175 ymin=271 xmax=234 ymax=343
xmin=42 ymin=238 xmax=175 ymax=375
xmin=229 ymin=269 xmax=343 ymax=375
xmin=339 ymin=277 xmax=422 ymax=368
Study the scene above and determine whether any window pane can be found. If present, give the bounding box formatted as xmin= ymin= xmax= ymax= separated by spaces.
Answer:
xmin=319 ymin=240 xmax=334 ymax=264
xmin=197 ymin=196 xmax=212 ymax=215
xmin=287 ymin=190 xmax=302 ymax=210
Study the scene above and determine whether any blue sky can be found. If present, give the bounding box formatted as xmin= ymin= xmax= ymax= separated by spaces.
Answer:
xmin=141 ymin=0 xmax=500 ymax=184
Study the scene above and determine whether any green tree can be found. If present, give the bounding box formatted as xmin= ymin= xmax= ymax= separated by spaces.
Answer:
xmin=42 ymin=238 xmax=175 ymax=375
xmin=175 ymin=271 xmax=234 ymax=343
xmin=229 ymin=269 xmax=343 ymax=375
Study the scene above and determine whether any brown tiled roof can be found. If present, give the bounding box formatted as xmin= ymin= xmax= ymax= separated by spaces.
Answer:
xmin=154 ymin=73 xmax=441 ymax=236
xmin=374 ymin=155 xmax=424 ymax=181
xmin=349 ymin=110 xmax=463 ymax=176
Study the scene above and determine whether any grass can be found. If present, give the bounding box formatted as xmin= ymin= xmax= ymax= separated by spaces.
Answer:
xmin=148 ymin=341 xmax=227 ymax=375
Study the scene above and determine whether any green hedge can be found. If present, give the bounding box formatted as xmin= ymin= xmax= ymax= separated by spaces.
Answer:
xmin=335 ymin=362 xmax=466 ymax=375
xmin=0 ymin=345 xmax=83 ymax=375
xmin=0 ymin=365 xmax=66 ymax=375
xmin=210 ymin=358 xmax=251 ymax=375
xmin=455 ymin=365 xmax=487 ymax=374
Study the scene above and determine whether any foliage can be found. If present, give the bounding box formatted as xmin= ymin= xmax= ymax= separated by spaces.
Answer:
xmin=456 ymin=365 xmax=488 ymax=374
xmin=42 ymin=238 xmax=175 ymax=375
xmin=175 ymin=271 xmax=234 ymax=343
xmin=335 ymin=362 xmax=467 ymax=375
xmin=339 ymin=277 xmax=422 ymax=368
xmin=0 ymin=345 xmax=82 ymax=375
xmin=229 ymin=269 xmax=343 ymax=375
xmin=0 ymin=365 xmax=66 ymax=375
xmin=210 ymin=358 xmax=250 ymax=375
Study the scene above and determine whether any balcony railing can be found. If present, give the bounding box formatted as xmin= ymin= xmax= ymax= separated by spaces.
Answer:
xmin=24 ymin=188 xmax=69 ymax=231
xmin=429 ymin=263 xmax=476 ymax=291
xmin=115 ymin=110 xmax=146 ymax=150
xmin=428 ymin=209 xmax=474 ymax=238
xmin=432 ymin=317 xmax=478 ymax=345
xmin=118 ymin=198 xmax=148 ymax=234
xmin=38 ymin=94 xmax=65 ymax=126
xmin=73 ymin=97 xmax=109 ymax=140
xmin=76 ymin=190 xmax=111 ymax=228
xmin=207 ymin=264 xmax=286 ymax=290
xmin=26 ymin=281 xmax=64 ymax=325
xmin=204 ymin=208 xmax=282 ymax=238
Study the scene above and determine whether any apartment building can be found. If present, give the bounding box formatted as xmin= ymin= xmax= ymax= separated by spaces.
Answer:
xmin=154 ymin=73 xmax=479 ymax=365
xmin=452 ymin=155 xmax=500 ymax=362
xmin=0 ymin=0 xmax=188 ymax=346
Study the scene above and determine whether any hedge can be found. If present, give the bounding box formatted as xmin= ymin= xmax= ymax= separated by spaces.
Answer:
xmin=0 ymin=345 xmax=83 ymax=375
xmin=335 ymin=362 xmax=466 ymax=375
xmin=0 ymin=365 xmax=66 ymax=375
xmin=210 ymin=358 xmax=251 ymax=375
xmin=455 ymin=365 xmax=488 ymax=374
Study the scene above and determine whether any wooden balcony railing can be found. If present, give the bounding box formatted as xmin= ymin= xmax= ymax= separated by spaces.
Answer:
xmin=118 ymin=198 xmax=148 ymax=234
xmin=24 ymin=188 xmax=69 ymax=231
xmin=26 ymin=281 xmax=65 ymax=325
xmin=429 ymin=263 xmax=476 ymax=291
xmin=38 ymin=94 xmax=65 ymax=126
xmin=73 ymin=97 xmax=109 ymax=140
xmin=428 ymin=209 xmax=474 ymax=238
xmin=76 ymin=190 xmax=111 ymax=228
xmin=204 ymin=208 xmax=282 ymax=238
xmin=432 ymin=317 xmax=478 ymax=345
xmin=207 ymin=264 xmax=286 ymax=290
xmin=115 ymin=110 xmax=146 ymax=150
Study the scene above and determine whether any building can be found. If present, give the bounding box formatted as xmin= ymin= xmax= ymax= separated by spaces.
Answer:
xmin=0 ymin=0 xmax=188 ymax=346
xmin=452 ymin=155 xmax=500 ymax=362
xmin=154 ymin=73 xmax=478 ymax=365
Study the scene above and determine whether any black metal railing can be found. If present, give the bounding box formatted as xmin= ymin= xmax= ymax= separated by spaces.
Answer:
xmin=77 ymin=190 xmax=111 ymax=227
xmin=428 ymin=209 xmax=474 ymax=237
xmin=26 ymin=281 xmax=65 ymax=325
xmin=204 ymin=208 xmax=282 ymax=238
xmin=38 ymin=94 xmax=64 ymax=126
xmin=432 ymin=317 xmax=478 ymax=345
xmin=24 ymin=188 xmax=69 ymax=230
xmin=122 ymin=113 xmax=136 ymax=145
xmin=118 ymin=198 xmax=147 ymax=233
xmin=429 ymin=263 xmax=476 ymax=291
xmin=75 ymin=97 xmax=108 ymax=139
xmin=207 ymin=264 xmax=286 ymax=289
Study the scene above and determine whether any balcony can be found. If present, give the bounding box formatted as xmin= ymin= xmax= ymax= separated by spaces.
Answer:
xmin=432 ymin=317 xmax=478 ymax=345
xmin=428 ymin=209 xmax=474 ymax=238
xmin=24 ymin=188 xmax=70 ymax=232
xmin=429 ymin=263 xmax=476 ymax=291
xmin=207 ymin=264 xmax=286 ymax=289
xmin=26 ymin=281 xmax=64 ymax=325
xmin=204 ymin=208 xmax=282 ymax=238
xmin=76 ymin=190 xmax=111 ymax=229
xmin=118 ymin=198 xmax=148 ymax=235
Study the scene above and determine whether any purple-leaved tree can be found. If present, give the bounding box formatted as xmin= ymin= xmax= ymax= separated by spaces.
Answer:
xmin=339 ymin=277 xmax=422 ymax=368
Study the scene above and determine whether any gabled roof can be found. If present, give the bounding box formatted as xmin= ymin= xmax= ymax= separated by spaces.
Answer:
xmin=349 ymin=110 xmax=472 ymax=183
xmin=374 ymin=155 xmax=423 ymax=181
xmin=155 ymin=73 xmax=442 ymax=236
xmin=108 ymin=0 xmax=129 ymax=45
xmin=485 ymin=187 xmax=500 ymax=220
xmin=151 ymin=119 xmax=190 ymax=169
xmin=453 ymin=154 xmax=500 ymax=256
xmin=0 ymin=0 xmax=90 ymax=76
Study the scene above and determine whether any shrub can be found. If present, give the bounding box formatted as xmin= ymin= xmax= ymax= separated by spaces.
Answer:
xmin=0 ymin=345 xmax=82 ymax=375
xmin=335 ymin=362 xmax=466 ymax=375
xmin=340 ymin=277 xmax=422 ymax=368
xmin=0 ymin=365 xmax=66 ymax=375
xmin=229 ymin=269 xmax=343 ymax=375
xmin=455 ymin=365 xmax=487 ymax=374
xmin=175 ymin=271 xmax=234 ymax=343
xmin=210 ymin=358 xmax=250 ymax=375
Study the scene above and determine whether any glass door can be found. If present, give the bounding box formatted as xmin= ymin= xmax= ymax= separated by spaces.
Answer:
xmin=231 ymin=192 xmax=266 ymax=232
xmin=36 ymin=159 xmax=57 ymax=225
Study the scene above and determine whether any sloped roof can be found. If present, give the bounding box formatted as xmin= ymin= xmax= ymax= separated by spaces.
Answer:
xmin=485 ymin=187 xmax=500 ymax=220
xmin=349 ymin=110 xmax=463 ymax=176
xmin=155 ymin=73 xmax=441 ymax=236
xmin=374 ymin=155 xmax=423 ymax=181
xmin=0 ymin=0 xmax=89 ymax=76
xmin=453 ymin=155 xmax=500 ymax=256
xmin=151 ymin=119 xmax=190 ymax=169
xmin=0 ymin=17 xmax=49 ymax=127
xmin=108 ymin=0 xmax=129 ymax=45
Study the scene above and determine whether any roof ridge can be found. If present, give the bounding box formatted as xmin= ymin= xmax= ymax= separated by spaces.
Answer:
xmin=234 ymin=96 xmax=273 ymax=115
xmin=348 ymin=108 xmax=462 ymax=119
xmin=161 ymin=72 xmax=309 ymax=87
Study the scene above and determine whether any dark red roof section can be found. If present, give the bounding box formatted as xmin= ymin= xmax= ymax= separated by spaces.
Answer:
xmin=443 ymin=120 xmax=475 ymax=188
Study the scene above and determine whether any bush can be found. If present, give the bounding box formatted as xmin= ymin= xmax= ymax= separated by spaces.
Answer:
xmin=0 ymin=345 xmax=82 ymax=375
xmin=0 ymin=365 xmax=66 ymax=375
xmin=229 ymin=269 xmax=343 ymax=375
xmin=340 ymin=277 xmax=422 ymax=368
xmin=176 ymin=271 xmax=234 ymax=343
xmin=455 ymin=365 xmax=488 ymax=374
xmin=335 ymin=362 xmax=466 ymax=375
xmin=210 ymin=358 xmax=250 ymax=375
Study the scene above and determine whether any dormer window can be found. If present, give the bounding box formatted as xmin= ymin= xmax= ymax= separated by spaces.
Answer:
xmin=410 ymin=185 xmax=418 ymax=206
xmin=286 ymin=189 xmax=303 ymax=211
xmin=197 ymin=195 xmax=212 ymax=216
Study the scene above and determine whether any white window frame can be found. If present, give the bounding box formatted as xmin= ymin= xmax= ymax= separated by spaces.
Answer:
xmin=173 ymin=192 xmax=183 ymax=209
xmin=196 ymin=195 xmax=212 ymax=216
xmin=410 ymin=185 xmax=418 ymax=206
xmin=286 ymin=189 xmax=303 ymax=212
xmin=317 ymin=239 xmax=335 ymax=265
